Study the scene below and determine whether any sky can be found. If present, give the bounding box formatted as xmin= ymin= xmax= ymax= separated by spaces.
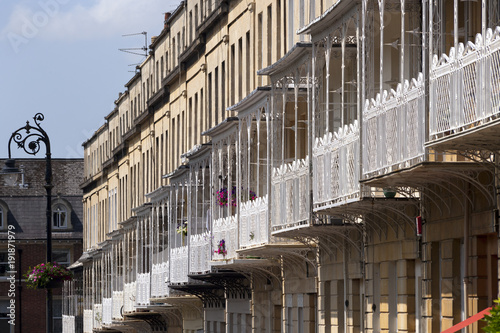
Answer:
xmin=0 ymin=0 xmax=181 ymax=159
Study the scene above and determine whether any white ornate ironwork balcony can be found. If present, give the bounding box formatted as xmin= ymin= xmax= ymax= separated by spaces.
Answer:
xmin=93 ymin=303 xmax=102 ymax=329
xmin=151 ymin=261 xmax=170 ymax=297
xmin=363 ymin=74 xmax=425 ymax=179
xmin=123 ymin=281 xmax=136 ymax=313
xmin=62 ymin=315 xmax=75 ymax=333
xmin=112 ymin=290 xmax=123 ymax=320
xmin=136 ymin=272 xmax=151 ymax=306
xmin=212 ymin=215 xmax=238 ymax=260
xmin=314 ymin=122 xmax=360 ymax=210
xmin=102 ymin=298 xmax=112 ymax=325
xmin=240 ymin=195 xmax=268 ymax=248
xmin=83 ymin=309 xmax=93 ymax=333
xmin=170 ymin=246 xmax=189 ymax=283
xmin=190 ymin=231 xmax=211 ymax=274
xmin=430 ymin=28 xmax=500 ymax=141
xmin=271 ymin=157 xmax=310 ymax=233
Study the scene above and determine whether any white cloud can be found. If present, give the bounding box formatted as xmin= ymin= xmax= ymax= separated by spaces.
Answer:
xmin=1 ymin=0 xmax=180 ymax=42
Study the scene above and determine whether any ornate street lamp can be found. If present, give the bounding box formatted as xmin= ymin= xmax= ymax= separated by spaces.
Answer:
xmin=1 ymin=113 xmax=54 ymax=333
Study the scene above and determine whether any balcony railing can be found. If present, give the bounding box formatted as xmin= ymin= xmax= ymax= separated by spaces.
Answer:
xmin=212 ymin=215 xmax=238 ymax=260
xmin=102 ymin=298 xmax=112 ymax=325
xmin=314 ymin=121 xmax=360 ymax=210
xmin=363 ymin=74 xmax=425 ymax=179
xmin=430 ymin=27 xmax=500 ymax=140
xmin=170 ymin=246 xmax=189 ymax=284
xmin=83 ymin=309 xmax=93 ymax=333
xmin=62 ymin=315 xmax=75 ymax=333
xmin=112 ymin=290 xmax=123 ymax=320
xmin=136 ymin=272 xmax=151 ymax=306
xmin=93 ymin=303 xmax=102 ymax=329
xmin=123 ymin=281 xmax=136 ymax=312
xmin=190 ymin=231 xmax=211 ymax=274
xmin=151 ymin=261 xmax=169 ymax=298
xmin=240 ymin=195 xmax=268 ymax=248
xmin=271 ymin=157 xmax=310 ymax=232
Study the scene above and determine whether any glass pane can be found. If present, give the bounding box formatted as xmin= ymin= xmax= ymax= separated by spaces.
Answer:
xmin=60 ymin=212 xmax=66 ymax=227
xmin=53 ymin=299 xmax=62 ymax=317
xmin=52 ymin=252 xmax=70 ymax=266
xmin=53 ymin=319 xmax=62 ymax=333
xmin=0 ymin=253 xmax=8 ymax=276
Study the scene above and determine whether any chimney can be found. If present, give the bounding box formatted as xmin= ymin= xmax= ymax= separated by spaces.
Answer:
xmin=164 ymin=12 xmax=171 ymax=29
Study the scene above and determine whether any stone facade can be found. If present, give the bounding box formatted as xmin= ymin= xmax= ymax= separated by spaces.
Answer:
xmin=67 ymin=0 xmax=500 ymax=332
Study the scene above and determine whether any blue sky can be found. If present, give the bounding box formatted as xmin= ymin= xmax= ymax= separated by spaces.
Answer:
xmin=0 ymin=0 xmax=180 ymax=159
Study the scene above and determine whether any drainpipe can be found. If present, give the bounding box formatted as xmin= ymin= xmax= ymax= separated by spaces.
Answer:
xmin=17 ymin=248 xmax=22 ymax=333
xmin=464 ymin=183 xmax=470 ymax=331
xmin=343 ymin=237 xmax=348 ymax=333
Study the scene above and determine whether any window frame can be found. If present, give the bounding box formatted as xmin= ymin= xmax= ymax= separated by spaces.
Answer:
xmin=0 ymin=201 xmax=9 ymax=231
xmin=51 ymin=199 xmax=73 ymax=231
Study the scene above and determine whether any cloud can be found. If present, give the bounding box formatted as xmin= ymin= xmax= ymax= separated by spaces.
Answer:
xmin=0 ymin=0 xmax=179 ymax=42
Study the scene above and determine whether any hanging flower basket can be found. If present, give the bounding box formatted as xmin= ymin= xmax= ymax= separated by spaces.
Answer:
xmin=216 ymin=186 xmax=257 ymax=207
xmin=24 ymin=262 xmax=73 ymax=289
xmin=214 ymin=239 xmax=227 ymax=256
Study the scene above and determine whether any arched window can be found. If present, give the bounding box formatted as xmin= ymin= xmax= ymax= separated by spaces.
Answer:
xmin=0 ymin=201 xmax=9 ymax=230
xmin=53 ymin=204 xmax=68 ymax=229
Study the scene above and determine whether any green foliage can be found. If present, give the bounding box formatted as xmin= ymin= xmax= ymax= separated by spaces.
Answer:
xmin=483 ymin=299 xmax=500 ymax=332
xmin=24 ymin=262 xmax=73 ymax=289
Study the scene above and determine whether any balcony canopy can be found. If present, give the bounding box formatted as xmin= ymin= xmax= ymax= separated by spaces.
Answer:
xmin=298 ymin=0 xmax=359 ymax=38
xmin=257 ymin=42 xmax=312 ymax=79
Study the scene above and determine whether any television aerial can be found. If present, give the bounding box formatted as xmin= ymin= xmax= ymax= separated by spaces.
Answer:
xmin=119 ymin=31 xmax=148 ymax=72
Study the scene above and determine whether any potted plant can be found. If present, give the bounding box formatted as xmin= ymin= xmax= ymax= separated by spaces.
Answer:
xmin=24 ymin=262 xmax=73 ymax=289
xmin=483 ymin=299 xmax=500 ymax=332
xmin=214 ymin=239 xmax=227 ymax=256
xmin=383 ymin=187 xmax=397 ymax=198
xmin=216 ymin=186 xmax=257 ymax=207
xmin=176 ymin=220 xmax=188 ymax=245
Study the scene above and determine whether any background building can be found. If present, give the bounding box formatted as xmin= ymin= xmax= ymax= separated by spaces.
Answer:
xmin=65 ymin=0 xmax=500 ymax=332
xmin=0 ymin=158 xmax=83 ymax=333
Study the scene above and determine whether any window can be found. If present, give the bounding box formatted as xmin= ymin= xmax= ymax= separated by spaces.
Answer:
xmin=53 ymin=298 xmax=62 ymax=332
xmin=172 ymin=37 xmax=176 ymax=67
xmin=0 ymin=252 xmax=8 ymax=277
xmin=215 ymin=67 xmax=219 ymax=124
xmin=267 ymin=5 xmax=272 ymax=65
xmin=53 ymin=251 xmax=71 ymax=267
xmin=195 ymin=5 xmax=198 ymax=29
xmin=0 ymin=299 xmax=14 ymax=333
xmin=53 ymin=204 xmax=67 ymax=228
xmin=52 ymin=200 xmax=72 ymax=230
xmin=189 ymin=11 xmax=193 ymax=43
xmin=0 ymin=206 xmax=4 ymax=230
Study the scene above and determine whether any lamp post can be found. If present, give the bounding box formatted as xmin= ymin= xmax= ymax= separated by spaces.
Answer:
xmin=1 ymin=113 xmax=53 ymax=333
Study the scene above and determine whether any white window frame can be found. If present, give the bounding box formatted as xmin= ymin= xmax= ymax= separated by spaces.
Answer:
xmin=0 ymin=201 xmax=9 ymax=231
xmin=52 ymin=200 xmax=73 ymax=230
xmin=52 ymin=250 xmax=71 ymax=267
